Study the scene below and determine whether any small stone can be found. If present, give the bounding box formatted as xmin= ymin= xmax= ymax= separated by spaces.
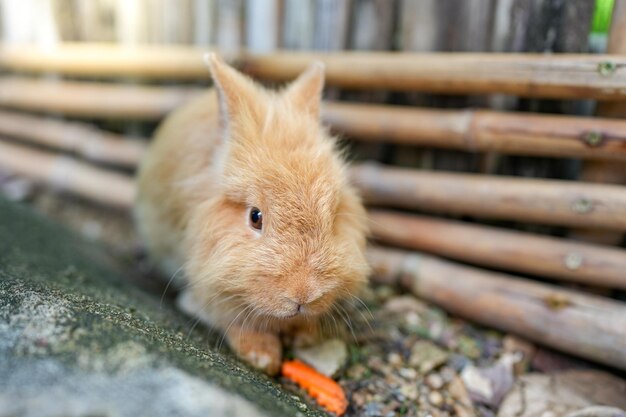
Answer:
xmin=363 ymin=402 xmax=384 ymax=417
xmin=293 ymin=338 xmax=347 ymax=377
xmin=404 ymin=312 xmax=422 ymax=329
xmin=388 ymin=352 xmax=403 ymax=366
xmin=352 ymin=392 xmax=366 ymax=407
xmin=383 ymin=295 xmax=427 ymax=314
xmin=498 ymin=372 xmax=626 ymax=417
xmin=426 ymin=373 xmax=444 ymax=390
xmin=374 ymin=285 xmax=396 ymax=303
xmin=347 ymin=363 xmax=369 ymax=380
xmin=399 ymin=367 xmax=417 ymax=380
xmin=399 ymin=383 xmax=419 ymax=401
xmin=461 ymin=365 xmax=493 ymax=404
xmin=409 ymin=341 xmax=449 ymax=374
xmin=385 ymin=372 xmax=403 ymax=387
xmin=448 ymin=376 xmax=473 ymax=407
xmin=456 ymin=336 xmax=481 ymax=360
xmin=429 ymin=391 xmax=444 ymax=407
xmin=440 ymin=366 xmax=457 ymax=384
xmin=461 ymin=354 xmax=518 ymax=408
xmin=503 ymin=335 xmax=535 ymax=375
xmin=430 ymin=409 xmax=442 ymax=417
xmin=447 ymin=354 xmax=470 ymax=372
xmin=368 ymin=356 xmax=385 ymax=370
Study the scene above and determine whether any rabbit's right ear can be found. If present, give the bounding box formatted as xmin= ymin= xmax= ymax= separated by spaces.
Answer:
xmin=283 ymin=61 xmax=325 ymax=119
xmin=204 ymin=53 xmax=262 ymax=130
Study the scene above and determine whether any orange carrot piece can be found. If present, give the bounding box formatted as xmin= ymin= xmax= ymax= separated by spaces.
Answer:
xmin=281 ymin=360 xmax=348 ymax=416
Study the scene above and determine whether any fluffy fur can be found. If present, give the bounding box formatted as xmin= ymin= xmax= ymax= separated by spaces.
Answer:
xmin=135 ymin=55 xmax=369 ymax=375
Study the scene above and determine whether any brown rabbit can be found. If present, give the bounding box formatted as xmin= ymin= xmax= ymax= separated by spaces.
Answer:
xmin=135 ymin=54 xmax=369 ymax=375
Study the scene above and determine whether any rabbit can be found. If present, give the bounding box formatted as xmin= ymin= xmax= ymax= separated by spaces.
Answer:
xmin=135 ymin=54 xmax=369 ymax=375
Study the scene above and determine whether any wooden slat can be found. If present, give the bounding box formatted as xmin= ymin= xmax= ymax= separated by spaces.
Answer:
xmin=0 ymin=109 xmax=147 ymax=168
xmin=369 ymin=210 xmax=626 ymax=288
xmin=368 ymin=245 xmax=626 ymax=371
xmin=0 ymin=77 xmax=203 ymax=119
xmin=0 ymin=140 xmax=134 ymax=208
xmin=241 ymin=52 xmax=626 ymax=99
xmin=351 ymin=163 xmax=626 ymax=230
xmin=2 ymin=44 xmax=626 ymax=99
xmin=323 ymin=102 xmax=626 ymax=161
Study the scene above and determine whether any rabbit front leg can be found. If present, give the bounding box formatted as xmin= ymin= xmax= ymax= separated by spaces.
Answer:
xmin=226 ymin=326 xmax=282 ymax=375
xmin=290 ymin=320 xmax=322 ymax=348
xmin=178 ymin=290 xmax=282 ymax=375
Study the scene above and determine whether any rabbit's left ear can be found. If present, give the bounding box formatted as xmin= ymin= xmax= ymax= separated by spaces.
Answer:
xmin=204 ymin=53 xmax=263 ymax=129
xmin=283 ymin=61 xmax=325 ymax=118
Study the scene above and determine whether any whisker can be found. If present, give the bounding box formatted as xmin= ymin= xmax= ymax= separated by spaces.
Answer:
xmin=160 ymin=265 xmax=185 ymax=308
xmin=333 ymin=304 xmax=357 ymax=343
xmin=350 ymin=294 xmax=374 ymax=319
xmin=218 ymin=305 xmax=251 ymax=350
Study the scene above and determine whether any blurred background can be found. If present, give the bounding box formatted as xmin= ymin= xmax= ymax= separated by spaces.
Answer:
xmin=0 ymin=0 xmax=613 ymax=52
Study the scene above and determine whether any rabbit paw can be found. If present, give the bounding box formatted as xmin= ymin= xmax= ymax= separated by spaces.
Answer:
xmin=227 ymin=327 xmax=282 ymax=375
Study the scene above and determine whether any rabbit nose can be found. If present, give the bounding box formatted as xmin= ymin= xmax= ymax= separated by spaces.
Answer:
xmin=284 ymin=296 xmax=302 ymax=308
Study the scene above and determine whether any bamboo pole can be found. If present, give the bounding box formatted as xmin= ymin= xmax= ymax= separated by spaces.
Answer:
xmin=0 ymin=110 xmax=147 ymax=168
xmin=0 ymin=140 xmax=134 ymax=208
xmin=368 ymin=210 xmax=626 ymax=289
xmin=0 ymin=77 xmax=203 ymax=120
xmin=367 ymin=245 xmax=626 ymax=371
xmin=243 ymin=53 xmax=626 ymax=100
xmin=323 ymin=103 xmax=626 ymax=162
xmin=0 ymin=43 xmax=212 ymax=80
xmin=2 ymin=77 xmax=626 ymax=162
xmin=351 ymin=163 xmax=626 ymax=230
xmin=2 ymin=43 xmax=626 ymax=99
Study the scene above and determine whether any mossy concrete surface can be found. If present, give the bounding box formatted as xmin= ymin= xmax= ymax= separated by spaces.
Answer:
xmin=0 ymin=197 xmax=325 ymax=417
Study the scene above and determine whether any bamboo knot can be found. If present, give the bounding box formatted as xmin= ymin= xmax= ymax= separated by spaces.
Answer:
xmin=597 ymin=61 xmax=617 ymax=77
xmin=564 ymin=253 xmax=583 ymax=270
xmin=571 ymin=198 xmax=594 ymax=214
xmin=581 ymin=130 xmax=605 ymax=147
xmin=544 ymin=293 xmax=572 ymax=311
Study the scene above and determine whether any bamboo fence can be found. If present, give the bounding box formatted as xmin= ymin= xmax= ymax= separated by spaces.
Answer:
xmin=2 ymin=44 xmax=626 ymax=99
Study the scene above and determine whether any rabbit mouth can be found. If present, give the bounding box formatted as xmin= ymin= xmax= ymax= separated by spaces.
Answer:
xmin=275 ymin=306 xmax=313 ymax=319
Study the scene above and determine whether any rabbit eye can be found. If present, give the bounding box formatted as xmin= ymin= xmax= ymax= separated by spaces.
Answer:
xmin=249 ymin=207 xmax=263 ymax=231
